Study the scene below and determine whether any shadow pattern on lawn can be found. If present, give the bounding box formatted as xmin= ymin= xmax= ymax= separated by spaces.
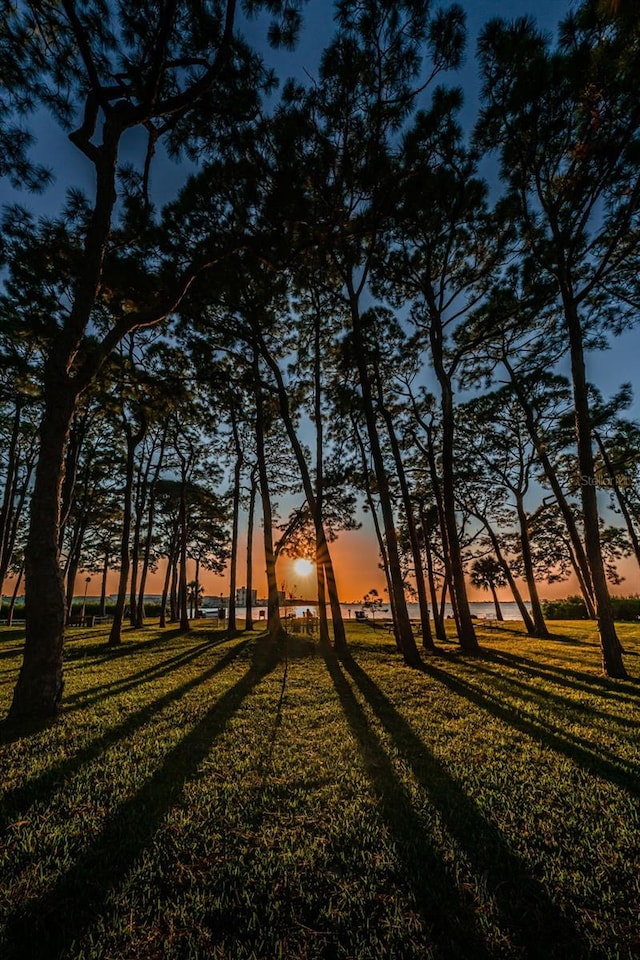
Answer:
xmin=1 ymin=637 xmax=283 ymax=960
xmin=330 ymin=650 xmax=586 ymax=960
xmin=466 ymin=656 xmax=640 ymax=730
xmin=419 ymin=659 xmax=640 ymax=797
xmin=325 ymin=650 xmax=509 ymax=959
xmin=63 ymin=637 xmax=219 ymax=710
xmin=0 ymin=638 xmax=251 ymax=825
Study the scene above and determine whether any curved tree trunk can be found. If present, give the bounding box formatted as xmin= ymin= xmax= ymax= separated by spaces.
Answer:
xmin=594 ymin=429 xmax=640 ymax=571
xmin=481 ymin=517 xmax=537 ymax=635
xmin=503 ymin=357 xmax=596 ymax=610
xmin=489 ymin=583 xmax=504 ymax=621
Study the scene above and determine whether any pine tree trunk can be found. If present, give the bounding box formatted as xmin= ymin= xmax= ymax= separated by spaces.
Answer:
xmin=8 ymin=372 xmax=76 ymax=720
xmin=315 ymin=555 xmax=331 ymax=646
xmin=136 ymin=427 xmax=167 ymax=627
xmin=561 ymin=291 xmax=626 ymax=677
xmin=376 ymin=390 xmax=434 ymax=651
xmin=253 ymin=350 xmax=284 ymax=642
xmin=0 ymin=398 xmax=22 ymax=588
xmin=594 ymin=430 xmax=640 ymax=570
xmin=420 ymin=507 xmax=447 ymax=643
xmin=489 ymin=583 xmax=504 ymax=621
xmin=7 ymin=562 xmax=24 ymax=625
xmin=503 ymin=357 xmax=596 ymax=607
xmin=108 ymin=427 xmax=141 ymax=647
xmin=159 ymin=534 xmax=176 ymax=629
xmin=432 ymin=351 xmax=478 ymax=652
xmin=244 ymin=474 xmax=256 ymax=631
xmin=227 ymin=412 xmax=243 ymax=636
xmin=482 ymin=517 xmax=536 ymax=634
xmin=257 ymin=331 xmax=347 ymax=651
xmin=352 ymin=415 xmax=401 ymax=653
xmin=347 ymin=289 xmax=421 ymax=666
xmin=515 ymin=495 xmax=549 ymax=638
xmin=100 ymin=550 xmax=109 ymax=618
xmin=178 ymin=465 xmax=190 ymax=633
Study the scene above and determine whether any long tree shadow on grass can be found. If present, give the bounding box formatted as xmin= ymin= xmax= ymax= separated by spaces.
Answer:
xmin=0 ymin=638 xmax=252 ymax=821
xmin=63 ymin=626 xmax=192 ymax=663
xmin=64 ymin=637 xmax=221 ymax=710
xmin=1 ymin=636 xmax=283 ymax=960
xmin=323 ymin=648 xmax=494 ymax=959
xmin=465 ymin=657 xmax=640 ymax=731
xmin=417 ymin=659 xmax=640 ymax=797
xmin=482 ymin=649 xmax=640 ymax=700
xmin=338 ymin=652 xmax=586 ymax=960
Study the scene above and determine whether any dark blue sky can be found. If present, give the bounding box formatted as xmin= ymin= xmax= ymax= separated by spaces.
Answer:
xmin=1 ymin=0 xmax=638 ymax=415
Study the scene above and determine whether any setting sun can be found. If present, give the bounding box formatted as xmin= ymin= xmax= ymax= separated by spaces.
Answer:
xmin=293 ymin=557 xmax=314 ymax=577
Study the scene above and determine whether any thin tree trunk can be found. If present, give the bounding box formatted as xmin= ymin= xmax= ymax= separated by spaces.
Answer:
xmin=503 ymin=356 xmax=595 ymax=605
xmin=420 ymin=506 xmax=447 ymax=643
xmin=178 ymin=461 xmax=190 ymax=633
xmin=253 ymin=348 xmax=284 ymax=641
xmin=8 ymin=562 xmax=24 ymax=625
xmin=245 ymin=472 xmax=257 ymax=631
xmin=256 ymin=330 xmax=347 ymax=651
xmin=0 ymin=398 xmax=22 ymax=587
xmin=159 ymin=533 xmax=176 ymax=628
xmin=431 ymin=353 xmax=478 ymax=652
xmin=594 ymin=429 xmax=640 ymax=570
xmin=227 ymin=411 xmax=243 ymax=636
xmin=136 ymin=424 xmax=168 ymax=627
xmin=440 ymin=575 xmax=449 ymax=626
xmin=347 ymin=286 xmax=421 ymax=666
xmin=129 ymin=446 xmax=151 ymax=625
xmin=169 ymin=549 xmax=178 ymax=622
xmin=515 ymin=495 xmax=549 ymax=638
xmin=489 ymin=583 xmax=504 ymax=621
xmin=375 ymin=383 xmax=433 ymax=651
xmin=315 ymin=555 xmax=330 ymax=646
xmin=352 ymin=414 xmax=401 ymax=652
xmin=561 ymin=291 xmax=626 ymax=677
xmin=481 ymin=516 xmax=536 ymax=635
xmin=100 ymin=549 xmax=109 ymax=617
xmin=109 ymin=423 xmax=144 ymax=647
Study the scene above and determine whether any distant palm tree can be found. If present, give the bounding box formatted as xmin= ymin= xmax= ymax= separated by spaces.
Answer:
xmin=187 ymin=580 xmax=205 ymax=619
xmin=470 ymin=558 xmax=507 ymax=622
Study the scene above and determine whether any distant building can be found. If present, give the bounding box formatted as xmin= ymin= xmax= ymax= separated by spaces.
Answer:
xmin=236 ymin=586 xmax=257 ymax=606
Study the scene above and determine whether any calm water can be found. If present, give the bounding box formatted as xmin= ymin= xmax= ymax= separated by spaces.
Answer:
xmin=278 ymin=601 xmax=527 ymax=622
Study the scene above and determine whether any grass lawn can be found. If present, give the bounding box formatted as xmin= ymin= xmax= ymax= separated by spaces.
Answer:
xmin=1 ymin=619 xmax=639 ymax=959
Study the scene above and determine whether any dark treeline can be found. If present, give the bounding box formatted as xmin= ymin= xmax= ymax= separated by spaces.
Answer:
xmin=1 ymin=0 xmax=640 ymax=720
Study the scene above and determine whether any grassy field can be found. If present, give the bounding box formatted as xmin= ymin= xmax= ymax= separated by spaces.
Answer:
xmin=0 ymin=619 xmax=639 ymax=959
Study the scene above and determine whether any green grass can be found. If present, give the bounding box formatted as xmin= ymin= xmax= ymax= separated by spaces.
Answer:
xmin=1 ymin=620 xmax=639 ymax=959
